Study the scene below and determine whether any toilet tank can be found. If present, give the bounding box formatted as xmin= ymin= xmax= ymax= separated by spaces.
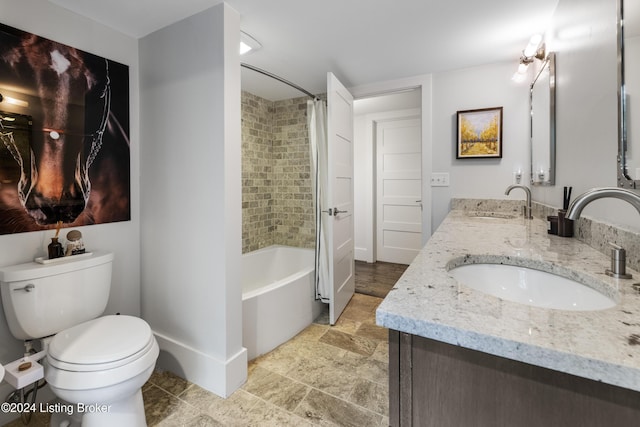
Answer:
xmin=0 ymin=251 xmax=113 ymax=340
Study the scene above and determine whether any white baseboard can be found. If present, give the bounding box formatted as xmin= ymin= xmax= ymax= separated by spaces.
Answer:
xmin=154 ymin=331 xmax=247 ymax=398
xmin=355 ymin=247 xmax=374 ymax=263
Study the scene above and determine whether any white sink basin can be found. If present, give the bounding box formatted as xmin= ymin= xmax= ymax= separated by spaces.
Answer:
xmin=449 ymin=263 xmax=616 ymax=311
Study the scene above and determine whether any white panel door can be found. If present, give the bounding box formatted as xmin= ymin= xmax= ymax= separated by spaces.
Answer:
xmin=327 ymin=72 xmax=355 ymax=325
xmin=376 ymin=117 xmax=422 ymax=264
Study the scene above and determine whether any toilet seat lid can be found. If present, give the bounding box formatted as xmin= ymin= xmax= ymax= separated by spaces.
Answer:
xmin=48 ymin=315 xmax=152 ymax=366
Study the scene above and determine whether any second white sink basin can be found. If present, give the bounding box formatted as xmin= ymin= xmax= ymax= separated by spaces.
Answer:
xmin=466 ymin=211 xmax=516 ymax=220
xmin=449 ymin=263 xmax=616 ymax=311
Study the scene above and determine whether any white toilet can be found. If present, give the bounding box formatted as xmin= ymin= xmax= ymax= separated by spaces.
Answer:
xmin=0 ymin=251 xmax=159 ymax=427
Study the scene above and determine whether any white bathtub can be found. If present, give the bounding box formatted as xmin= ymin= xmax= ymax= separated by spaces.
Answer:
xmin=242 ymin=245 xmax=325 ymax=360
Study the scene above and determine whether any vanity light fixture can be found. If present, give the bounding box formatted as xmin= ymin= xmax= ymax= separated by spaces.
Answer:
xmin=240 ymin=31 xmax=262 ymax=55
xmin=513 ymin=166 xmax=523 ymax=184
xmin=0 ymin=93 xmax=29 ymax=108
xmin=512 ymin=34 xmax=546 ymax=83
xmin=537 ymin=168 xmax=546 ymax=182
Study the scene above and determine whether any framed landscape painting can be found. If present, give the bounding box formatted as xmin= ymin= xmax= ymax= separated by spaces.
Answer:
xmin=456 ymin=107 xmax=503 ymax=159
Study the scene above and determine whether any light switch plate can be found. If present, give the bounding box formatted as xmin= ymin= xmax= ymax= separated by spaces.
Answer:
xmin=431 ymin=172 xmax=450 ymax=187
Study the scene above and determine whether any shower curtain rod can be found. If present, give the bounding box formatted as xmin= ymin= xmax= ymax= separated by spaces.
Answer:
xmin=241 ymin=63 xmax=319 ymax=100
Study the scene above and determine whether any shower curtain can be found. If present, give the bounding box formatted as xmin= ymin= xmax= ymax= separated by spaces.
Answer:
xmin=308 ymin=99 xmax=330 ymax=302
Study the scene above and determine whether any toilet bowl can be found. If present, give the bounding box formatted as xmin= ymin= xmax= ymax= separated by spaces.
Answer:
xmin=0 ymin=252 xmax=159 ymax=426
xmin=45 ymin=315 xmax=159 ymax=426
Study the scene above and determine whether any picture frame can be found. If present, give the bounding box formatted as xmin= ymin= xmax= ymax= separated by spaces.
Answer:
xmin=456 ymin=107 xmax=503 ymax=159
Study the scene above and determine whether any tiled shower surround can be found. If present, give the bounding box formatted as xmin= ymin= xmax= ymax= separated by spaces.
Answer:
xmin=242 ymin=91 xmax=315 ymax=253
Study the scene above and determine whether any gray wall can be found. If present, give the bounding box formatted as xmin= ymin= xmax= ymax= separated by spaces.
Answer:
xmin=139 ymin=4 xmax=246 ymax=397
xmin=431 ymin=61 xmax=531 ymax=229
xmin=533 ymin=0 xmax=638 ymax=229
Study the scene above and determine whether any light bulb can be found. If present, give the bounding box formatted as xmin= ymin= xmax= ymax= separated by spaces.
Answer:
xmin=524 ymin=34 xmax=542 ymax=58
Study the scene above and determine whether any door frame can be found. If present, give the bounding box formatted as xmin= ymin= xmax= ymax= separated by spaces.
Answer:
xmin=354 ymin=97 xmax=430 ymax=263
xmin=351 ymin=78 xmax=432 ymax=263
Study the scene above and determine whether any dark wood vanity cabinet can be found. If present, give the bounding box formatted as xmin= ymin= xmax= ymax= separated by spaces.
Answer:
xmin=389 ymin=330 xmax=640 ymax=427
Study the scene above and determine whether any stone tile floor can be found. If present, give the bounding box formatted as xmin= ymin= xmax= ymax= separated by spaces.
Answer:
xmin=142 ymin=293 xmax=388 ymax=426
xmin=4 ymin=293 xmax=388 ymax=427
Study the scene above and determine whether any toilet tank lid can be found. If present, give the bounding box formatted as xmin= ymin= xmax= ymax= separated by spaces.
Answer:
xmin=48 ymin=315 xmax=152 ymax=365
xmin=0 ymin=251 xmax=113 ymax=283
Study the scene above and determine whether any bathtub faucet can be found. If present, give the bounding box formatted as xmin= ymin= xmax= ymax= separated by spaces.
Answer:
xmin=566 ymin=187 xmax=640 ymax=220
xmin=505 ymin=184 xmax=532 ymax=219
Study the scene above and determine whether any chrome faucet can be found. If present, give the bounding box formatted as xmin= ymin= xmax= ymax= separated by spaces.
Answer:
xmin=566 ymin=187 xmax=640 ymax=220
xmin=505 ymin=184 xmax=532 ymax=219
xmin=566 ymin=187 xmax=640 ymax=279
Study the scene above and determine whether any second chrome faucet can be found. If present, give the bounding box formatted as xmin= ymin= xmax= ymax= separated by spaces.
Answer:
xmin=505 ymin=184 xmax=532 ymax=219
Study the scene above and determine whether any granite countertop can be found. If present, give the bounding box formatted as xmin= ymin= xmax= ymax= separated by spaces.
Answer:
xmin=376 ymin=208 xmax=640 ymax=392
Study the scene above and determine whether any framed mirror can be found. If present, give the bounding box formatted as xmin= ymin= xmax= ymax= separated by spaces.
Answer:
xmin=618 ymin=0 xmax=640 ymax=189
xmin=530 ymin=52 xmax=556 ymax=186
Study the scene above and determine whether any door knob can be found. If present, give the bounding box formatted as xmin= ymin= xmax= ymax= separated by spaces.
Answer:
xmin=321 ymin=207 xmax=348 ymax=216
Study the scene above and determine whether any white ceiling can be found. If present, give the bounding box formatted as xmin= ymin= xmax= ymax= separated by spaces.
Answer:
xmin=48 ymin=0 xmax=560 ymax=100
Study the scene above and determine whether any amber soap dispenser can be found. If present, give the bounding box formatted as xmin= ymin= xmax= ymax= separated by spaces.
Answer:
xmin=47 ymin=221 xmax=64 ymax=259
